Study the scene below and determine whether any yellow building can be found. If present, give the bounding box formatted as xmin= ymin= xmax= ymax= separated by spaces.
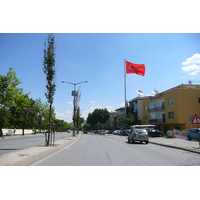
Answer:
xmin=142 ymin=84 xmax=200 ymax=133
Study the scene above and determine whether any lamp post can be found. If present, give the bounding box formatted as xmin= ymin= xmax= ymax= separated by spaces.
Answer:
xmin=62 ymin=81 xmax=88 ymax=137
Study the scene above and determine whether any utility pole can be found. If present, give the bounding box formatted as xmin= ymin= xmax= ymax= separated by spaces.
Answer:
xmin=62 ymin=81 xmax=88 ymax=137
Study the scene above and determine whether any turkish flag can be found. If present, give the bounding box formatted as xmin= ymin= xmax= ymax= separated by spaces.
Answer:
xmin=126 ymin=61 xmax=145 ymax=76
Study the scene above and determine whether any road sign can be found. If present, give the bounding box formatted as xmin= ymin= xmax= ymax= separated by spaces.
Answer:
xmin=191 ymin=114 xmax=200 ymax=124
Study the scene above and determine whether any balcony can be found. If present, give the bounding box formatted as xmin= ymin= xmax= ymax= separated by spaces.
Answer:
xmin=148 ymin=105 xmax=165 ymax=112
xmin=149 ymin=119 xmax=166 ymax=123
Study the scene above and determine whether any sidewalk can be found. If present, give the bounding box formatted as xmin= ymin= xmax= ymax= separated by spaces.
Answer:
xmin=149 ymin=137 xmax=200 ymax=154
xmin=0 ymin=133 xmax=81 ymax=166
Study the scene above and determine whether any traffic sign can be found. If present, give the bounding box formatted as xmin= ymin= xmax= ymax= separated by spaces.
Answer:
xmin=191 ymin=114 xmax=200 ymax=124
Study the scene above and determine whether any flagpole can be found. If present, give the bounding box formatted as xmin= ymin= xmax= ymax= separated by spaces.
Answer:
xmin=124 ymin=59 xmax=127 ymax=118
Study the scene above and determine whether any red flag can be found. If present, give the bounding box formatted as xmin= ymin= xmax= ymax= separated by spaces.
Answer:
xmin=126 ymin=61 xmax=145 ymax=76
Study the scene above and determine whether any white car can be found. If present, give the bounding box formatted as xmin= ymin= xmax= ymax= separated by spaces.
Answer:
xmin=128 ymin=129 xmax=149 ymax=144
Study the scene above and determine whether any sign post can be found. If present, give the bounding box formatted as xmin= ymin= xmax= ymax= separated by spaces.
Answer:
xmin=191 ymin=114 xmax=200 ymax=148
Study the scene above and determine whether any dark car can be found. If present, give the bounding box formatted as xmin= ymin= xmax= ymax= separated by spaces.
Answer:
xmin=83 ymin=131 xmax=87 ymax=134
xmin=145 ymin=128 xmax=163 ymax=137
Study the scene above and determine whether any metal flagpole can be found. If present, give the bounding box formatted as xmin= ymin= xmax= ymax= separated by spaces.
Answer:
xmin=124 ymin=59 xmax=127 ymax=118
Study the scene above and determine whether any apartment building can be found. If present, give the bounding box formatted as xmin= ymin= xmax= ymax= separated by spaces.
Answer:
xmin=129 ymin=96 xmax=151 ymax=121
xmin=142 ymin=84 xmax=200 ymax=132
xmin=104 ymin=111 xmax=117 ymax=130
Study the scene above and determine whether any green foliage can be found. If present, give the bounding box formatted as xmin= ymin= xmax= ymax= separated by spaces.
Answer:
xmin=86 ymin=108 xmax=110 ymax=129
xmin=54 ymin=119 xmax=72 ymax=132
xmin=0 ymin=68 xmax=30 ymax=136
xmin=117 ymin=112 xmax=142 ymax=128
xmin=43 ymin=34 xmax=56 ymax=146
xmin=43 ymin=34 xmax=56 ymax=105
xmin=0 ymin=68 xmax=23 ymax=108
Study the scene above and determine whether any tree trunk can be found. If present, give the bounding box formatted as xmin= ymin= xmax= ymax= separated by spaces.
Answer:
xmin=46 ymin=103 xmax=52 ymax=146
xmin=0 ymin=126 xmax=3 ymax=137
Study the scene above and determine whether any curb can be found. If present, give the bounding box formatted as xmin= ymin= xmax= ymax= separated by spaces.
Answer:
xmin=0 ymin=134 xmax=81 ymax=166
xmin=149 ymin=141 xmax=200 ymax=155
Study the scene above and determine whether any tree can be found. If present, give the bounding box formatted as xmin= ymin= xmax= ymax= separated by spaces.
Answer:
xmin=43 ymin=34 xmax=56 ymax=146
xmin=0 ymin=68 xmax=27 ymax=137
xmin=86 ymin=108 xmax=110 ymax=129
xmin=123 ymin=112 xmax=142 ymax=128
xmin=9 ymin=94 xmax=31 ymax=135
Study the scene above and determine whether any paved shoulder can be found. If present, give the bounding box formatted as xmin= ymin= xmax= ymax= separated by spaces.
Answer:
xmin=0 ymin=134 xmax=81 ymax=166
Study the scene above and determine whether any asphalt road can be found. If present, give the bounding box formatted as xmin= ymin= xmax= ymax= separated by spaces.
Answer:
xmin=32 ymin=132 xmax=200 ymax=166
xmin=0 ymin=132 xmax=72 ymax=155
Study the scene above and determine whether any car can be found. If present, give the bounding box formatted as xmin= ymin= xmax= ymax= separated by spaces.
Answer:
xmin=128 ymin=129 xmax=149 ymax=144
xmin=145 ymin=128 xmax=163 ymax=137
xmin=99 ymin=130 xmax=105 ymax=135
xmin=83 ymin=131 xmax=87 ymax=134
xmin=113 ymin=130 xmax=120 ymax=135
xmin=187 ymin=128 xmax=200 ymax=141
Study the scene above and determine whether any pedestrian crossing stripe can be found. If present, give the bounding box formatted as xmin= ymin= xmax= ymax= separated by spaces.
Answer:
xmin=191 ymin=114 xmax=200 ymax=124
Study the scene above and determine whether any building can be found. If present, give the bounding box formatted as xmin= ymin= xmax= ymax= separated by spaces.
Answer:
xmin=129 ymin=96 xmax=151 ymax=121
xmin=142 ymin=84 xmax=200 ymax=133
xmin=115 ymin=107 xmax=125 ymax=128
xmin=104 ymin=111 xmax=117 ymax=130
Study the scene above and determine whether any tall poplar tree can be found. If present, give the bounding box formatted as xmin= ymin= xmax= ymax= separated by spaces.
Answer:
xmin=43 ymin=34 xmax=56 ymax=146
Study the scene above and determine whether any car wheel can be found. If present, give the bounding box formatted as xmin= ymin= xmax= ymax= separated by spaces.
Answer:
xmin=145 ymin=141 xmax=149 ymax=144
xmin=140 ymin=141 xmax=142 ymax=144
xmin=128 ymin=137 xmax=130 ymax=142
xmin=187 ymin=135 xmax=191 ymax=141
xmin=132 ymin=139 xmax=135 ymax=144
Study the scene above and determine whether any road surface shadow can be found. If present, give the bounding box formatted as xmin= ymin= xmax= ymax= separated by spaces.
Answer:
xmin=0 ymin=148 xmax=23 ymax=151
xmin=125 ymin=141 xmax=147 ymax=145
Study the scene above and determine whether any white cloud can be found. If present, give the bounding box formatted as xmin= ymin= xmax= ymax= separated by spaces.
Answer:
xmin=65 ymin=111 xmax=72 ymax=114
xmin=181 ymin=53 xmax=200 ymax=76
xmin=91 ymin=101 xmax=95 ymax=106
xmin=189 ymin=69 xmax=200 ymax=76
xmin=56 ymin=112 xmax=66 ymax=117
xmin=88 ymin=107 xmax=97 ymax=112
xmin=181 ymin=64 xmax=200 ymax=72
xmin=67 ymin=102 xmax=73 ymax=106
xmin=182 ymin=53 xmax=200 ymax=65
xmin=181 ymin=64 xmax=200 ymax=76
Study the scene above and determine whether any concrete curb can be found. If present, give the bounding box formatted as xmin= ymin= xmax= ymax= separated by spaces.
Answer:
xmin=149 ymin=141 xmax=200 ymax=155
xmin=0 ymin=134 xmax=81 ymax=166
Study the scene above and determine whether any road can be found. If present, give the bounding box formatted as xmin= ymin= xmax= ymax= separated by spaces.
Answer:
xmin=32 ymin=132 xmax=200 ymax=166
xmin=0 ymin=132 xmax=72 ymax=155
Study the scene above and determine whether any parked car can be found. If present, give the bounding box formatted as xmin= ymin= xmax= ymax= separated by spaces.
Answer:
xmin=108 ymin=130 xmax=113 ymax=134
xmin=83 ymin=130 xmax=87 ymax=134
xmin=128 ymin=129 xmax=149 ymax=144
xmin=99 ymin=130 xmax=105 ymax=135
xmin=145 ymin=128 xmax=163 ymax=137
xmin=113 ymin=130 xmax=120 ymax=135
xmin=187 ymin=128 xmax=200 ymax=141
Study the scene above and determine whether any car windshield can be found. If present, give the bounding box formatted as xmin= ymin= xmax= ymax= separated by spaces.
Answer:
xmin=136 ymin=130 xmax=146 ymax=134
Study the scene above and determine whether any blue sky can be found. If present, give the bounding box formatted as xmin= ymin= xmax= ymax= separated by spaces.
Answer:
xmin=1 ymin=33 xmax=200 ymax=123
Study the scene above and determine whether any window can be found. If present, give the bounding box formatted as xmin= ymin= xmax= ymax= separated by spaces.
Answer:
xmin=144 ymin=105 xmax=148 ymax=110
xmin=168 ymin=112 xmax=174 ymax=118
xmin=168 ymin=98 xmax=174 ymax=105
xmin=198 ymin=97 xmax=200 ymax=103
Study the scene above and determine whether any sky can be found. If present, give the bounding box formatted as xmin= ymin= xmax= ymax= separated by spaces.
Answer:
xmin=1 ymin=33 xmax=200 ymax=123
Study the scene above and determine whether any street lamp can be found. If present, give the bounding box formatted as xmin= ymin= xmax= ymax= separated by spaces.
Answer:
xmin=62 ymin=81 xmax=88 ymax=137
